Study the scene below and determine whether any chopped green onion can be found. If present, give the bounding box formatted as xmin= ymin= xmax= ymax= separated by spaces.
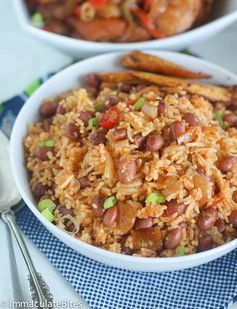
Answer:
xmin=134 ymin=97 xmax=145 ymax=110
xmin=145 ymin=192 xmax=164 ymax=205
xmin=38 ymin=140 xmax=55 ymax=147
xmin=41 ymin=208 xmax=55 ymax=222
xmin=31 ymin=12 xmax=44 ymax=28
xmin=177 ymin=246 xmax=185 ymax=256
xmin=38 ymin=141 xmax=45 ymax=147
xmin=104 ymin=196 xmax=117 ymax=209
xmin=214 ymin=111 xmax=225 ymax=128
xmin=88 ymin=117 xmax=99 ymax=129
xmin=94 ymin=102 xmax=104 ymax=113
xmin=44 ymin=140 xmax=55 ymax=147
xmin=37 ymin=199 xmax=56 ymax=213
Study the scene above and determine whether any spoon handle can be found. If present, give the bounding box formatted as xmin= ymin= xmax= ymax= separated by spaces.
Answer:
xmin=2 ymin=210 xmax=54 ymax=309
xmin=5 ymin=224 xmax=25 ymax=303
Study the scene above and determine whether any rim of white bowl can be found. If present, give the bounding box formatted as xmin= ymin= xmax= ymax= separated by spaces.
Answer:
xmin=10 ymin=50 xmax=237 ymax=267
xmin=14 ymin=0 xmax=237 ymax=51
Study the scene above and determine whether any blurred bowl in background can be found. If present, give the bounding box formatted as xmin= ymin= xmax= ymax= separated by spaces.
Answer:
xmin=13 ymin=0 xmax=237 ymax=59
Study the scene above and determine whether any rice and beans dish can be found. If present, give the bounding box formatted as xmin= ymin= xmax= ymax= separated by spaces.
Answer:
xmin=24 ymin=52 xmax=237 ymax=257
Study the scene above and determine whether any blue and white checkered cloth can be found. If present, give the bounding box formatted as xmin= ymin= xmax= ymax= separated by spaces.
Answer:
xmin=1 ymin=75 xmax=237 ymax=309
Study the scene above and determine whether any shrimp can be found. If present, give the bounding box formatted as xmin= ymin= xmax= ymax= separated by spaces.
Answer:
xmin=148 ymin=0 xmax=202 ymax=36
xmin=68 ymin=17 xmax=126 ymax=41
xmin=118 ymin=24 xmax=151 ymax=42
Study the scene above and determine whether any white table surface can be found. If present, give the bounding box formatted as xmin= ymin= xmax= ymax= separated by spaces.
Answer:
xmin=1 ymin=1 xmax=237 ymax=308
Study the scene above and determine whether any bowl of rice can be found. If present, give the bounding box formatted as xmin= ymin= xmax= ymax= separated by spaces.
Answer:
xmin=10 ymin=51 xmax=237 ymax=272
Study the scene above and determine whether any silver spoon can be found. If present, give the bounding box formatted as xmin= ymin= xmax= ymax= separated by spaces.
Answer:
xmin=0 ymin=130 xmax=54 ymax=309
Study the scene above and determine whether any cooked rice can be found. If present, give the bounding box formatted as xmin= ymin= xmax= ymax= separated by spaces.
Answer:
xmin=24 ymin=80 xmax=237 ymax=257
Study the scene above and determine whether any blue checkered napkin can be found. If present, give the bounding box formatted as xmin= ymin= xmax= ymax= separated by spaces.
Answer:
xmin=2 ymin=78 xmax=237 ymax=309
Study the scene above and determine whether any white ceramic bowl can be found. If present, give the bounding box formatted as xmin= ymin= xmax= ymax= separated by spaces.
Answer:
xmin=13 ymin=0 xmax=237 ymax=59
xmin=10 ymin=51 xmax=237 ymax=272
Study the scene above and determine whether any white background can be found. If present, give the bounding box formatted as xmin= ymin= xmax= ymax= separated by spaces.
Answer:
xmin=1 ymin=0 xmax=237 ymax=308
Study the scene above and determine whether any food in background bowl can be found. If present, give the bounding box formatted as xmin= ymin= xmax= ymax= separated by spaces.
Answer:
xmin=24 ymin=52 xmax=237 ymax=258
xmin=26 ymin=0 xmax=213 ymax=42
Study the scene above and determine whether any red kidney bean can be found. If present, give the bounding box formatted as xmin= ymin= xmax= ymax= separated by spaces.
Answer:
xmin=219 ymin=156 xmax=237 ymax=173
xmin=92 ymin=194 xmax=105 ymax=218
xmin=103 ymin=206 xmax=118 ymax=227
xmin=134 ymin=133 xmax=146 ymax=150
xmin=146 ymin=133 xmax=164 ymax=152
xmin=233 ymin=191 xmax=237 ymax=203
xmin=113 ymin=128 xmax=127 ymax=141
xmin=42 ymin=118 xmax=52 ymax=132
xmin=223 ymin=113 xmax=237 ymax=126
xmin=164 ymin=228 xmax=182 ymax=249
xmin=163 ymin=200 xmax=186 ymax=217
xmin=196 ymin=165 xmax=206 ymax=176
xmin=170 ymin=121 xmax=185 ymax=140
xmin=89 ymin=128 xmax=107 ymax=145
xmin=78 ymin=176 xmax=90 ymax=189
xmin=104 ymin=96 xmax=119 ymax=110
xmin=34 ymin=147 xmax=51 ymax=161
xmin=59 ymin=206 xmax=74 ymax=216
xmin=79 ymin=111 xmax=93 ymax=126
xmin=229 ymin=210 xmax=237 ymax=228
xmin=215 ymin=219 xmax=226 ymax=233
xmin=197 ymin=234 xmax=212 ymax=252
xmin=228 ymin=102 xmax=237 ymax=112
xmin=157 ymin=101 xmax=168 ymax=116
xmin=117 ymin=157 xmax=137 ymax=184
xmin=65 ymin=123 xmax=80 ymax=142
xmin=85 ymin=74 xmax=101 ymax=88
xmin=39 ymin=101 xmax=58 ymax=118
xmin=34 ymin=183 xmax=49 ymax=200
xmin=196 ymin=165 xmax=212 ymax=181
xmin=198 ymin=208 xmax=217 ymax=231
xmin=56 ymin=104 xmax=66 ymax=115
xmin=120 ymin=83 xmax=133 ymax=93
xmin=183 ymin=113 xmax=200 ymax=126
xmin=134 ymin=217 xmax=153 ymax=229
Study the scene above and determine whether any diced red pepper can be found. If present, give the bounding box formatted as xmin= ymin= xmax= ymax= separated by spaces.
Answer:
xmin=99 ymin=106 xmax=119 ymax=129
xmin=127 ymin=99 xmax=135 ymax=105
xmin=132 ymin=8 xmax=166 ymax=39
xmin=88 ymin=0 xmax=108 ymax=8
